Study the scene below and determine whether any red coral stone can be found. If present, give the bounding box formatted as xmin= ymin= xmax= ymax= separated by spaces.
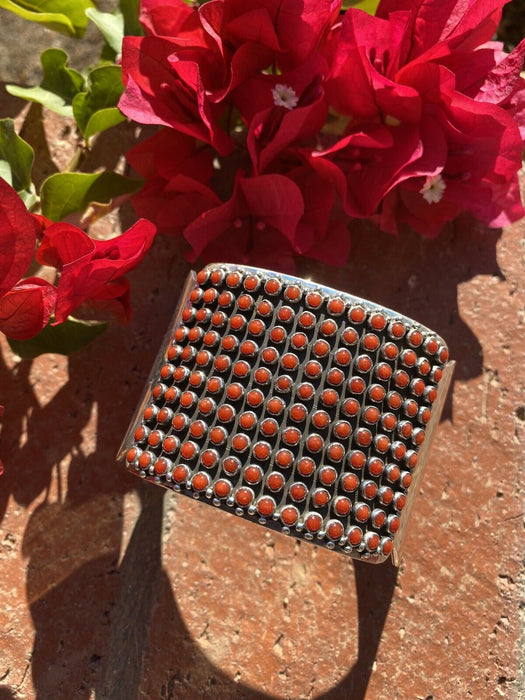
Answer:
xmin=249 ymin=319 xmax=265 ymax=336
xmin=173 ymin=465 xmax=189 ymax=483
xmin=327 ymin=521 xmax=344 ymax=540
xmin=235 ymin=487 xmax=253 ymax=506
xmin=239 ymin=411 xmax=256 ymax=430
xmin=244 ymin=465 xmax=262 ymax=484
xmin=163 ymin=436 xmax=179 ymax=454
xmin=265 ymin=278 xmax=281 ymax=295
xmin=370 ymin=313 xmax=386 ymax=331
xmin=237 ymin=294 xmax=253 ymax=310
xmin=214 ymin=479 xmax=231 ymax=498
xmin=276 ymin=449 xmax=294 ymax=468
xmin=192 ymin=472 xmax=209 ymax=491
xmin=349 ymin=306 xmax=366 ymax=323
xmin=297 ymin=457 xmax=315 ymax=477
xmin=232 ymin=434 xmax=249 ymax=452
xmin=312 ymin=410 xmax=330 ymax=429
xmin=354 ymin=503 xmax=371 ymax=522
xmin=289 ymin=403 xmax=307 ymax=422
xmin=290 ymin=482 xmax=307 ymax=502
xmin=267 ymin=472 xmax=285 ymax=491
xmin=281 ymin=506 xmax=299 ymax=526
xmin=305 ymin=513 xmax=322 ymax=533
xmin=342 ymin=327 xmax=359 ymax=345
xmin=319 ymin=466 xmax=337 ymax=486
xmin=253 ymin=441 xmax=271 ymax=460
xmin=257 ymin=497 xmax=276 ymax=517
xmin=306 ymin=292 xmax=322 ymax=308
xmin=334 ymin=496 xmax=351 ymax=516
xmin=348 ymin=526 xmax=363 ymax=546
xmin=328 ymin=298 xmax=345 ymax=315
xmin=226 ymin=382 xmax=244 ymax=401
xmin=244 ymin=275 xmax=259 ymax=291
xmin=341 ymin=473 xmax=359 ymax=492
xmin=306 ymin=434 xmax=324 ymax=453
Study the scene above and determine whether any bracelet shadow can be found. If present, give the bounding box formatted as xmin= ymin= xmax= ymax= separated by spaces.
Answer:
xmin=0 ymin=219 xmax=502 ymax=698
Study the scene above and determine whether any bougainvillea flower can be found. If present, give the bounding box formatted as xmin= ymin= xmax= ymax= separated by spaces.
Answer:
xmin=0 ymin=278 xmax=57 ymax=341
xmin=290 ymin=167 xmax=351 ymax=266
xmin=37 ymin=219 xmax=156 ymax=324
xmin=233 ymin=55 xmax=329 ymax=173
xmin=308 ymin=124 xmax=424 ymax=218
xmin=140 ymin=0 xmax=196 ymax=37
xmin=325 ymin=8 xmax=421 ymax=125
xmin=318 ymin=6 xmax=524 ymax=228
xmin=0 ymin=179 xmax=57 ymax=340
xmin=183 ymin=174 xmax=305 ymax=272
xmin=119 ymin=33 xmax=233 ymax=155
xmin=0 ymin=178 xmax=39 ymax=298
xmin=378 ymin=61 xmax=525 ymax=233
xmin=126 ymin=128 xmax=220 ymax=234
xmin=376 ymin=0 xmax=506 ymax=62
xmin=219 ymin=0 xmax=341 ymax=71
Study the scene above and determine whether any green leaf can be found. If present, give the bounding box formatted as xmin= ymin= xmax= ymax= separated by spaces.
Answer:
xmin=342 ymin=0 xmax=380 ymax=13
xmin=7 ymin=317 xmax=108 ymax=358
xmin=40 ymin=171 xmax=143 ymax=221
xmin=83 ymin=108 xmax=126 ymax=143
xmin=0 ymin=118 xmax=34 ymax=192
xmin=85 ymin=7 xmax=124 ymax=54
xmin=119 ymin=0 xmax=143 ymax=36
xmin=0 ymin=0 xmax=95 ymax=37
xmin=18 ymin=184 xmax=38 ymax=210
xmin=72 ymin=65 xmax=125 ymax=142
xmin=6 ymin=48 xmax=84 ymax=117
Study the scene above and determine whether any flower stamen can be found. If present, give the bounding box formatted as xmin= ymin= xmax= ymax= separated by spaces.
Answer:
xmin=271 ymin=84 xmax=299 ymax=110
xmin=420 ymin=174 xmax=446 ymax=204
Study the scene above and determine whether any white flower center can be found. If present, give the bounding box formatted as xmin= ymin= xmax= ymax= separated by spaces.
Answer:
xmin=420 ymin=174 xmax=446 ymax=204
xmin=271 ymin=83 xmax=299 ymax=110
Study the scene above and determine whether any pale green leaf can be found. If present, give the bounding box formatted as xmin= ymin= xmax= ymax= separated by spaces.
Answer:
xmin=72 ymin=65 xmax=125 ymax=141
xmin=6 ymin=48 xmax=84 ymax=116
xmin=0 ymin=0 xmax=95 ymax=37
xmin=40 ymin=171 xmax=142 ymax=221
xmin=84 ymin=108 xmax=126 ymax=143
xmin=0 ymin=118 xmax=34 ymax=192
xmin=85 ymin=7 xmax=124 ymax=54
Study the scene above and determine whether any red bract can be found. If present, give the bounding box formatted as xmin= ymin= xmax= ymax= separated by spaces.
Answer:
xmin=0 ymin=180 xmax=57 ymax=340
xmin=37 ymin=219 xmax=156 ymax=324
xmin=122 ymin=0 xmax=525 ymax=259
xmin=384 ymin=61 xmax=525 ymax=232
xmin=308 ymin=124 xmax=424 ymax=218
xmin=0 ymin=178 xmax=39 ymax=298
xmin=219 ymin=0 xmax=341 ymax=71
xmin=234 ymin=54 xmax=329 ymax=173
xmin=119 ymin=31 xmax=233 ymax=155
xmin=140 ymin=0 xmax=195 ymax=37
xmin=0 ymin=278 xmax=57 ymax=341
xmin=320 ymin=6 xmax=524 ymax=230
xmin=376 ymin=0 xmax=506 ymax=62
xmin=290 ymin=167 xmax=350 ymax=266
xmin=183 ymin=174 xmax=305 ymax=272
xmin=126 ymin=129 xmax=220 ymax=234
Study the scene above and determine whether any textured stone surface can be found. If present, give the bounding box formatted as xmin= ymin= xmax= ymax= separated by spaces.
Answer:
xmin=0 ymin=204 xmax=523 ymax=700
xmin=0 ymin=13 xmax=524 ymax=699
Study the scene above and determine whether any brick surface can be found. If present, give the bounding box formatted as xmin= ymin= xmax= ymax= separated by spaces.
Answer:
xmin=0 ymin=17 xmax=523 ymax=699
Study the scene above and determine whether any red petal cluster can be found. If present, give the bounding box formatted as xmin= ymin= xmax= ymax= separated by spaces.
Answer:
xmin=0 ymin=178 xmax=156 ymax=341
xmin=120 ymin=0 xmax=525 ymax=268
